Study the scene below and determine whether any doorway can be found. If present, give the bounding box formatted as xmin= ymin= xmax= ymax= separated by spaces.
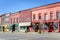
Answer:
xmin=3 ymin=26 xmax=5 ymax=32
xmin=34 ymin=23 xmax=39 ymax=32
xmin=12 ymin=24 xmax=15 ymax=32
xmin=48 ymin=22 xmax=54 ymax=32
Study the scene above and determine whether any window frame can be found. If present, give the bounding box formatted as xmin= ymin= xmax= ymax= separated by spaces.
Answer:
xmin=33 ymin=14 xmax=36 ymax=20
xmin=50 ymin=13 xmax=53 ymax=20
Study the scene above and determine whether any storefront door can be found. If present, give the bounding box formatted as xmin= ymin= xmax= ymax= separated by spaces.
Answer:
xmin=34 ymin=23 xmax=39 ymax=32
xmin=48 ymin=22 xmax=54 ymax=32
xmin=12 ymin=24 xmax=15 ymax=32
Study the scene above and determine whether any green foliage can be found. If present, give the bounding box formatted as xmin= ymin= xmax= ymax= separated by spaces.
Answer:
xmin=38 ymin=29 xmax=41 ymax=34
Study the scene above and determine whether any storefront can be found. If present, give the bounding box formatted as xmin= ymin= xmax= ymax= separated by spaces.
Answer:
xmin=19 ymin=22 xmax=31 ymax=32
xmin=44 ymin=20 xmax=59 ymax=32
xmin=9 ymin=23 xmax=19 ymax=32
xmin=0 ymin=26 xmax=3 ymax=31
xmin=1 ymin=25 xmax=9 ymax=32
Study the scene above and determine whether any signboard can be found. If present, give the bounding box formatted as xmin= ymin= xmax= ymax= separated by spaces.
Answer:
xmin=19 ymin=22 xmax=31 ymax=26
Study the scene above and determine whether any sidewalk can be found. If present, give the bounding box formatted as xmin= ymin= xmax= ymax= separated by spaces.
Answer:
xmin=0 ymin=31 xmax=60 ymax=35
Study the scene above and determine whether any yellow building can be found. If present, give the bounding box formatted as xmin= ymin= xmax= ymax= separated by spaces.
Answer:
xmin=2 ymin=25 xmax=9 ymax=32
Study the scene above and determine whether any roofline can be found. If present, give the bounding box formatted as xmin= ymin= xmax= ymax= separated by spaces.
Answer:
xmin=19 ymin=2 xmax=60 ymax=11
xmin=32 ymin=2 xmax=60 ymax=9
xmin=0 ymin=2 xmax=60 ymax=15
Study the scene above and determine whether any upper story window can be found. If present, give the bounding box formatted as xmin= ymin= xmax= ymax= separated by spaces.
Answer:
xmin=15 ymin=18 xmax=18 ymax=23
xmin=50 ymin=13 xmax=53 ymax=20
xmin=56 ymin=12 xmax=60 ymax=19
xmin=14 ymin=18 xmax=15 ymax=23
xmin=33 ymin=14 xmax=36 ymax=20
xmin=10 ymin=19 xmax=12 ymax=24
xmin=39 ymin=16 xmax=41 ymax=19
xmin=39 ymin=14 xmax=41 ymax=20
xmin=44 ymin=14 xmax=48 ymax=20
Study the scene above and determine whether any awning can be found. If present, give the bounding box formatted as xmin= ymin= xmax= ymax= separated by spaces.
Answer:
xmin=19 ymin=22 xmax=31 ymax=26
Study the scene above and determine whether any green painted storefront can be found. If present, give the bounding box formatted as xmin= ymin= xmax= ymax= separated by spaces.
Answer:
xmin=9 ymin=23 xmax=19 ymax=32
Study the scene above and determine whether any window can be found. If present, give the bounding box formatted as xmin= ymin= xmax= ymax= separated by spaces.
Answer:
xmin=44 ymin=24 xmax=48 ymax=30
xmin=39 ymin=16 xmax=41 ymax=19
xmin=10 ymin=19 xmax=12 ymax=24
xmin=20 ymin=27 xmax=26 ymax=30
xmin=39 ymin=23 xmax=43 ymax=30
xmin=53 ymin=22 xmax=58 ymax=30
xmin=50 ymin=13 xmax=53 ymax=20
xmin=56 ymin=12 xmax=60 ymax=19
xmin=14 ymin=18 xmax=15 ymax=23
xmin=33 ymin=14 xmax=35 ymax=20
xmin=5 ymin=21 xmax=9 ymax=23
xmin=39 ymin=14 xmax=41 ymax=20
xmin=5 ymin=16 xmax=9 ymax=18
xmin=44 ymin=14 xmax=48 ymax=20
xmin=15 ymin=18 xmax=18 ymax=23
xmin=16 ymin=18 xmax=18 ymax=23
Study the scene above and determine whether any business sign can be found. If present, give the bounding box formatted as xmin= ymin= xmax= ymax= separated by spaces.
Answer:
xmin=19 ymin=22 xmax=31 ymax=26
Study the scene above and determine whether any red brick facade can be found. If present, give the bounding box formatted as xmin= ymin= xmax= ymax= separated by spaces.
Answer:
xmin=31 ymin=2 xmax=60 ymax=32
xmin=19 ymin=10 xmax=32 ymax=23
xmin=0 ymin=2 xmax=60 ymax=32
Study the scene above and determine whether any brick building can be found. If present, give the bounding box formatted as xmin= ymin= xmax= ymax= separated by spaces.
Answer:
xmin=19 ymin=10 xmax=32 ymax=32
xmin=0 ymin=13 xmax=10 ymax=32
xmin=9 ymin=10 xmax=32 ymax=32
xmin=31 ymin=2 xmax=60 ymax=32
xmin=9 ymin=12 xmax=20 ymax=32
xmin=0 ymin=2 xmax=60 ymax=32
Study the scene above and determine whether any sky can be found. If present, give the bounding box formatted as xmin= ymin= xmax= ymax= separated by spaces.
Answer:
xmin=0 ymin=0 xmax=60 ymax=15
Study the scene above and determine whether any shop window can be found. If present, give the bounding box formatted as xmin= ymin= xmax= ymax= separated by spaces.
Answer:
xmin=0 ymin=26 xmax=2 ymax=31
xmin=39 ymin=23 xmax=43 ymax=30
xmin=56 ymin=12 xmax=60 ymax=19
xmin=53 ymin=22 xmax=58 ymax=30
xmin=20 ymin=27 xmax=26 ymax=30
xmin=44 ymin=14 xmax=48 ymax=20
xmin=50 ymin=13 xmax=53 ymax=20
xmin=44 ymin=24 xmax=48 ymax=30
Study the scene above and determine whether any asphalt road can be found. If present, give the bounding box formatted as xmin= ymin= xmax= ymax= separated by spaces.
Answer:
xmin=0 ymin=32 xmax=60 ymax=40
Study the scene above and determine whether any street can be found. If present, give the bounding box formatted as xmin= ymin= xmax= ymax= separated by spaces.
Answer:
xmin=0 ymin=32 xmax=60 ymax=40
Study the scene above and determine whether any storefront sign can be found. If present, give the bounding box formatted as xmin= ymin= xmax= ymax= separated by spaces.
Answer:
xmin=19 ymin=22 xmax=31 ymax=26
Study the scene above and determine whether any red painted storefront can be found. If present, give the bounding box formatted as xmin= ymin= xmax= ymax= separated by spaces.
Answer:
xmin=31 ymin=2 xmax=60 ymax=32
xmin=9 ymin=2 xmax=60 ymax=32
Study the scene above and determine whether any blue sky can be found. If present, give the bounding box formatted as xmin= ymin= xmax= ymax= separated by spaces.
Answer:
xmin=0 ymin=0 xmax=60 ymax=15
